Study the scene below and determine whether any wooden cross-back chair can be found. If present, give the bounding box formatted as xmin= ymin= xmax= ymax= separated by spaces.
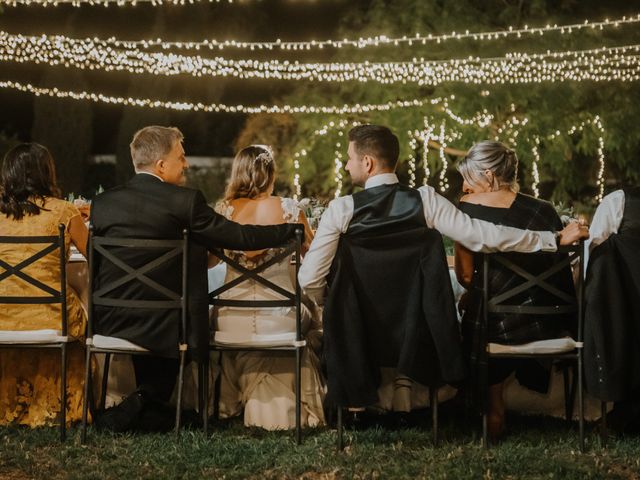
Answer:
xmin=81 ymin=227 xmax=189 ymax=442
xmin=0 ymin=224 xmax=72 ymax=441
xmin=480 ymin=241 xmax=585 ymax=451
xmin=203 ymin=229 xmax=305 ymax=443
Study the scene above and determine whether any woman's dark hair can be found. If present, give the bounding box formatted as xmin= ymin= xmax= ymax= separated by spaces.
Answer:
xmin=0 ymin=143 xmax=61 ymax=220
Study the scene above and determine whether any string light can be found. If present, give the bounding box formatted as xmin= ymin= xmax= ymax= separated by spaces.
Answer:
xmin=531 ymin=136 xmax=541 ymax=197
xmin=438 ymin=122 xmax=450 ymax=192
xmin=551 ymin=117 xmax=606 ymax=202
xmin=0 ymin=79 xmax=436 ymax=114
xmin=595 ymin=118 xmax=606 ymax=203
xmin=420 ymin=105 xmax=605 ymax=203
xmin=442 ymin=98 xmax=493 ymax=127
xmin=2 ymin=32 xmax=640 ymax=85
xmin=0 ymin=0 xmax=250 ymax=6
xmin=288 ymin=103 xmax=605 ymax=204
xmin=293 ymin=149 xmax=305 ymax=201
xmin=422 ymin=123 xmax=434 ymax=186
xmin=408 ymin=131 xmax=418 ymax=188
xmin=3 ymin=12 xmax=633 ymax=46
xmin=333 ymin=140 xmax=343 ymax=198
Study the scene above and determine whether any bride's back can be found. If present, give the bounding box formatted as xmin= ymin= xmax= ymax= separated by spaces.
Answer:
xmin=228 ymin=196 xmax=288 ymax=226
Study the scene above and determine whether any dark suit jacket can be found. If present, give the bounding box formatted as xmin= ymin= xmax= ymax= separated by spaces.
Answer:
xmin=585 ymin=187 xmax=640 ymax=400
xmin=90 ymin=174 xmax=299 ymax=359
xmin=323 ymin=183 xmax=465 ymax=407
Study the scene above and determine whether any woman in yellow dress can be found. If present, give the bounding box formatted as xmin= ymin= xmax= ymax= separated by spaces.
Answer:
xmin=0 ymin=143 xmax=89 ymax=426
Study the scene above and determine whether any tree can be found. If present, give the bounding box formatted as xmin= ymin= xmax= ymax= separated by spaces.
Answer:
xmin=237 ymin=0 xmax=640 ymax=211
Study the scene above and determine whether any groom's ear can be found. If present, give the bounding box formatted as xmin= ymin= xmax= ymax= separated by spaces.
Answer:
xmin=362 ymin=154 xmax=374 ymax=173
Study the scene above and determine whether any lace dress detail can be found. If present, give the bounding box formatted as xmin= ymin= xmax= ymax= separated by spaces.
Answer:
xmin=0 ymin=197 xmax=88 ymax=426
xmin=211 ymin=197 xmax=325 ymax=430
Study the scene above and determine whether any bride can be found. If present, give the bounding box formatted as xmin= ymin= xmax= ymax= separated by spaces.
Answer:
xmin=211 ymin=144 xmax=325 ymax=430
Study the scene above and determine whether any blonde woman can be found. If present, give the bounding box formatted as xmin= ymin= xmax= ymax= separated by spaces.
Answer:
xmin=454 ymin=140 xmax=576 ymax=441
xmin=211 ymin=145 xmax=325 ymax=430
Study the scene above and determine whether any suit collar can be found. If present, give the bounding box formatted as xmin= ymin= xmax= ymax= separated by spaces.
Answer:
xmin=129 ymin=173 xmax=165 ymax=185
xmin=364 ymin=173 xmax=399 ymax=190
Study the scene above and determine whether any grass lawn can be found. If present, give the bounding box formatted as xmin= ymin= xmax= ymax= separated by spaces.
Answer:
xmin=1 ymin=411 xmax=639 ymax=479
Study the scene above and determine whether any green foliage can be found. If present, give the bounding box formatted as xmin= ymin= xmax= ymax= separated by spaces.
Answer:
xmin=238 ymin=0 xmax=640 ymax=209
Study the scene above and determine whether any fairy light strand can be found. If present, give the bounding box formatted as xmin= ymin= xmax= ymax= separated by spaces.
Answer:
xmin=293 ymin=149 xmax=305 ymax=201
xmin=289 ymin=105 xmax=605 ymax=204
xmin=333 ymin=141 xmax=343 ymax=198
xmin=422 ymin=123 xmax=434 ymax=186
xmin=0 ymin=0 xmax=260 ymax=6
xmin=438 ymin=122 xmax=450 ymax=192
xmin=531 ymin=136 xmax=541 ymax=197
xmin=551 ymin=117 xmax=606 ymax=202
xmin=2 ymin=12 xmax=633 ymax=46
xmin=0 ymin=79 xmax=437 ymax=114
xmin=2 ymin=32 xmax=640 ymax=85
xmin=408 ymin=131 xmax=418 ymax=188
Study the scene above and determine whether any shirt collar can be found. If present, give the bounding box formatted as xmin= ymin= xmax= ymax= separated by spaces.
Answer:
xmin=136 ymin=171 xmax=164 ymax=182
xmin=364 ymin=173 xmax=399 ymax=190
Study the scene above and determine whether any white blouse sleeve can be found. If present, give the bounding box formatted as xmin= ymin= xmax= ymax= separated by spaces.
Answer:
xmin=417 ymin=185 xmax=557 ymax=253
xmin=298 ymin=195 xmax=353 ymax=305
xmin=588 ymin=189 xmax=625 ymax=253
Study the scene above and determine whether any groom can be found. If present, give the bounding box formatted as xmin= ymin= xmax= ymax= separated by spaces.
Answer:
xmin=299 ymin=124 xmax=589 ymax=409
xmin=91 ymin=125 xmax=300 ymax=430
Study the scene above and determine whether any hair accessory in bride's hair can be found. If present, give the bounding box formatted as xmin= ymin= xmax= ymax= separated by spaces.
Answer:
xmin=251 ymin=144 xmax=274 ymax=167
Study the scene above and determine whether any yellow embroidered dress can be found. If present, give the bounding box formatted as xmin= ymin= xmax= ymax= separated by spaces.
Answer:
xmin=0 ymin=197 xmax=87 ymax=426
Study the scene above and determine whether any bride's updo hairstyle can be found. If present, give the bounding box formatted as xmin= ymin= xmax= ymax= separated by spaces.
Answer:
xmin=457 ymin=140 xmax=520 ymax=193
xmin=224 ymin=145 xmax=276 ymax=201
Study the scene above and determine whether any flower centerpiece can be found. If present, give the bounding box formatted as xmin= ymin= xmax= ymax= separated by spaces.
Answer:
xmin=553 ymin=201 xmax=579 ymax=226
xmin=298 ymin=198 xmax=327 ymax=230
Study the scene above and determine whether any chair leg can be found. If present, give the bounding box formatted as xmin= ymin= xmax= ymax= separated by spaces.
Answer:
xmin=100 ymin=353 xmax=111 ymax=412
xmin=295 ymin=347 xmax=302 ymax=445
xmin=197 ymin=361 xmax=203 ymax=419
xmin=174 ymin=350 xmax=187 ymax=436
xmin=203 ymin=356 xmax=209 ymax=436
xmin=562 ymin=365 xmax=572 ymax=422
xmin=430 ymin=386 xmax=438 ymax=446
xmin=213 ymin=352 xmax=222 ymax=421
xmin=81 ymin=347 xmax=93 ymax=444
xmin=60 ymin=343 xmax=67 ymax=442
xmin=600 ymin=401 xmax=608 ymax=447
xmin=336 ymin=407 xmax=344 ymax=451
xmin=578 ymin=354 xmax=585 ymax=452
xmin=482 ymin=413 xmax=489 ymax=449
xmin=198 ymin=357 xmax=209 ymax=435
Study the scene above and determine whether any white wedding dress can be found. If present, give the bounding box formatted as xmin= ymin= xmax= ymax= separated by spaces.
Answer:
xmin=211 ymin=198 xmax=325 ymax=430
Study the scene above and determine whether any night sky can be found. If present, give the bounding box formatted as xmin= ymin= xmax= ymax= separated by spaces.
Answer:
xmin=0 ymin=0 xmax=360 ymax=155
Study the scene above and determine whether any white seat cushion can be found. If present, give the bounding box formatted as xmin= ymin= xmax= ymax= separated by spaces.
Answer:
xmin=0 ymin=329 xmax=71 ymax=344
xmin=489 ymin=336 xmax=577 ymax=355
xmin=213 ymin=331 xmax=304 ymax=348
xmin=92 ymin=334 xmax=149 ymax=352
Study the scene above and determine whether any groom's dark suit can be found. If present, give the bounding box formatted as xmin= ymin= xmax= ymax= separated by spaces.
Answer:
xmin=91 ymin=173 xmax=299 ymax=365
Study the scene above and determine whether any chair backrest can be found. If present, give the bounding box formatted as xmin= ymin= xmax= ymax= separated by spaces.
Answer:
xmin=0 ymin=224 xmax=67 ymax=335
xmin=208 ymin=228 xmax=304 ymax=340
xmin=87 ymin=227 xmax=189 ymax=343
xmin=482 ymin=241 xmax=585 ymax=343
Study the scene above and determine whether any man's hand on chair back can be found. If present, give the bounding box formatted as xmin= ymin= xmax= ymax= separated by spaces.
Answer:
xmin=558 ymin=221 xmax=590 ymax=246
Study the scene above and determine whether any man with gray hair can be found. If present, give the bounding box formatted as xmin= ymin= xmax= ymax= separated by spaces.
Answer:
xmin=90 ymin=125 xmax=300 ymax=431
